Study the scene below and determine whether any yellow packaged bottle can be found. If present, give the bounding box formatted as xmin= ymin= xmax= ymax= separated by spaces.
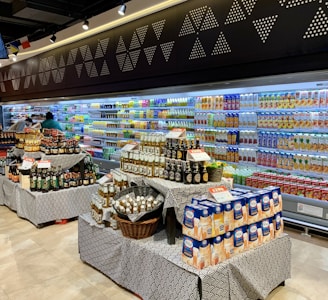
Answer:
xmin=200 ymin=200 xmax=225 ymax=237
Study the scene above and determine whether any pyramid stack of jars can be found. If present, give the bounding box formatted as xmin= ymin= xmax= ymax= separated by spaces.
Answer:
xmin=40 ymin=129 xmax=81 ymax=155
xmin=120 ymin=132 xmax=209 ymax=185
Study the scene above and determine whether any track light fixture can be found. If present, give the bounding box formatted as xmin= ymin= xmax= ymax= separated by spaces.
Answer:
xmin=118 ymin=2 xmax=126 ymax=16
xmin=82 ymin=19 xmax=89 ymax=31
xmin=49 ymin=33 xmax=56 ymax=43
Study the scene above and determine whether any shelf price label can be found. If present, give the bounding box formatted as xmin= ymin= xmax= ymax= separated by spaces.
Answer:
xmin=121 ymin=142 xmax=139 ymax=152
xmin=165 ymin=128 xmax=186 ymax=139
xmin=21 ymin=157 xmax=35 ymax=169
xmin=97 ymin=173 xmax=113 ymax=185
xmin=187 ymin=149 xmax=211 ymax=162
xmin=209 ymin=186 xmax=233 ymax=203
xmin=37 ymin=160 xmax=51 ymax=169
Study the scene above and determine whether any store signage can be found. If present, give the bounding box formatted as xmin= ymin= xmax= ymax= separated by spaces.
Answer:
xmin=37 ymin=160 xmax=51 ymax=169
xmin=21 ymin=157 xmax=35 ymax=169
xmin=187 ymin=149 xmax=211 ymax=162
xmin=209 ymin=186 xmax=233 ymax=203
xmin=166 ymin=128 xmax=186 ymax=139
xmin=121 ymin=142 xmax=138 ymax=152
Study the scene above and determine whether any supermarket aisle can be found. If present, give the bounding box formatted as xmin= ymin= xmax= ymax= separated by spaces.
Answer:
xmin=0 ymin=205 xmax=327 ymax=300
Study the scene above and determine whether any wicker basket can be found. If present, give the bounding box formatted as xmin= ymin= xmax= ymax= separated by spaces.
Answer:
xmin=206 ymin=166 xmax=223 ymax=182
xmin=116 ymin=215 xmax=160 ymax=239
xmin=113 ymin=185 xmax=163 ymax=221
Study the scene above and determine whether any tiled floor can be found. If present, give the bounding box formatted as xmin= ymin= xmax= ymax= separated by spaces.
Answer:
xmin=0 ymin=205 xmax=327 ymax=300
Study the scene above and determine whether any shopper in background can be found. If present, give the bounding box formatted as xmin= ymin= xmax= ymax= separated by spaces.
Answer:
xmin=8 ymin=117 xmax=33 ymax=132
xmin=41 ymin=112 xmax=62 ymax=131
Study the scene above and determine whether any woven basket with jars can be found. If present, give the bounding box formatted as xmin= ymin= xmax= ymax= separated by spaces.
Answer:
xmin=113 ymin=185 xmax=164 ymax=239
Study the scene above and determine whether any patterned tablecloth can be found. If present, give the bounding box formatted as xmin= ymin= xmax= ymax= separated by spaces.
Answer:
xmin=116 ymin=170 xmax=232 ymax=224
xmin=0 ymin=176 xmax=98 ymax=226
xmin=79 ymin=213 xmax=292 ymax=300
xmin=0 ymin=176 xmax=19 ymax=210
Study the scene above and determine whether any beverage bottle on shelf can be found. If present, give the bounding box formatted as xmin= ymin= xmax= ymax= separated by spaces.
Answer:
xmin=159 ymin=155 xmax=165 ymax=178
xmin=176 ymin=139 xmax=184 ymax=160
xmin=83 ymin=169 xmax=89 ymax=186
xmin=183 ymin=161 xmax=192 ymax=184
xmin=200 ymin=162 xmax=208 ymax=184
xmin=89 ymin=166 xmax=95 ymax=185
xmin=166 ymin=139 xmax=172 ymax=158
xmin=160 ymin=135 xmax=166 ymax=156
xmin=57 ymin=166 xmax=64 ymax=189
xmin=169 ymin=159 xmax=176 ymax=181
xmin=195 ymin=138 xmax=201 ymax=149
xmin=164 ymin=158 xmax=170 ymax=180
xmin=183 ymin=140 xmax=188 ymax=161
xmin=138 ymin=152 xmax=144 ymax=175
xmin=51 ymin=166 xmax=59 ymax=191
xmin=30 ymin=165 xmax=37 ymax=192
xmin=41 ymin=169 xmax=49 ymax=193
xmin=153 ymin=155 xmax=160 ymax=177
xmin=171 ymin=141 xmax=177 ymax=159
xmin=175 ymin=161 xmax=182 ymax=182
xmin=147 ymin=155 xmax=154 ymax=177
xmin=192 ymin=162 xmax=201 ymax=184
xmin=36 ymin=168 xmax=42 ymax=191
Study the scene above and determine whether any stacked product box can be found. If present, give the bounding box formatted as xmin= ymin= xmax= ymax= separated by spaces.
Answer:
xmin=246 ymin=171 xmax=328 ymax=201
xmin=181 ymin=186 xmax=284 ymax=269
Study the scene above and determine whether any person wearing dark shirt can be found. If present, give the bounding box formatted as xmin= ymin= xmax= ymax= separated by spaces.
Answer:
xmin=41 ymin=112 xmax=62 ymax=131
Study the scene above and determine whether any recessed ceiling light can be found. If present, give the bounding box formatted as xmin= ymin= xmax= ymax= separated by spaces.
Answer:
xmin=82 ymin=20 xmax=89 ymax=30
xmin=49 ymin=34 xmax=56 ymax=43
xmin=118 ymin=3 xmax=126 ymax=16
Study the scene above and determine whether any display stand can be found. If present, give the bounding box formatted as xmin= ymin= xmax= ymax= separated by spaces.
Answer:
xmin=0 ymin=176 xmax=98 ymax=227
xmin=79 ymin=213 xmax=291 ymax=300
xmin=13 ymin=148 xmax=87 ymax=170
xmin=116 ymin=170 xmax=232 ymax=244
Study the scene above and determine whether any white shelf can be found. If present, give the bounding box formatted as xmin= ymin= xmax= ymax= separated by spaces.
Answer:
xmin=89 ymin=105 xmax=194 ymax=112
xmin=91 ymin=135 xmax=138 ymax=141
xmin=194 ymin=125 xmax=257 ymax=130
xmin=257 ymin=127 xmax=328 ymax=133
xmin=254 ymin=164 xmax=328 ymax=179
xmin=257 ymin=147 xmax=328 ymax=157
xmin=90 ymin=117 xmax=123 ymax=121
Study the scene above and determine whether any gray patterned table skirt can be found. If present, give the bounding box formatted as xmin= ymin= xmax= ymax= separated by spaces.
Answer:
xmin=78 ymin=213 xmax=291 ymax=300
xmin=0 ymin=176 xmax=98 ymax=226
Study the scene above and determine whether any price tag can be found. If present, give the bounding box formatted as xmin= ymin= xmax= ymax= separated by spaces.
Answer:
xmin=21 ymin=157 xmax=35 ymax=169
xmin=97 ymin=173 xmax=113 ymax=184
xmin=121 ymin=142 xmax=138 ymax=152
xmin=209 ymin=186 xmax=233 ymax=203
xmin=37 ymin=160 xmax=51 ymax=169
xmin=165 ymin=128 xmax=186 ymax=139
xmin=187 ymin=149 xmax=211 ymax=161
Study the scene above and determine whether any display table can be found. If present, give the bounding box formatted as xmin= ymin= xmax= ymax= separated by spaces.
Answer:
xmin=0 ymin=176 xmax=98 ymax=227
xmin=79 ymin=213 xmax=291 ymax=300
